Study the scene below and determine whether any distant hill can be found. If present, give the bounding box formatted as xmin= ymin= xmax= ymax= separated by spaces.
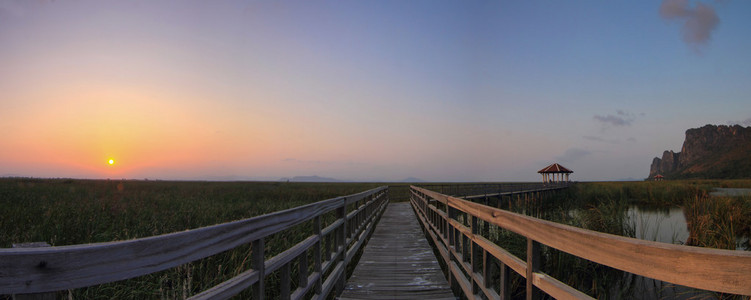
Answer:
xmin=280 ymin=175 xmax=343 ymax=182
xmin=649 ymin=124 xmax=751 ymax=179
xmin=399 ymin=177 xmax=425 ymax=183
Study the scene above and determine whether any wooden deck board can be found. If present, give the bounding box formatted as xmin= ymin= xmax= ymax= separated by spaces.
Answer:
xmin=340 ymin=202 xmax=455 ymax=299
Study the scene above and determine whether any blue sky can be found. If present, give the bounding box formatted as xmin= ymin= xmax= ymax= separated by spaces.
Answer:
xmin=1 ymin=0 xmax=749 ymax=181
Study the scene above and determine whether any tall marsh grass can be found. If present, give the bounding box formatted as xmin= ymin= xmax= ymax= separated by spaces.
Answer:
xmin=481 ymin=180 xmax=751 ymax=299
xmin=0 ymin=178 xmax=385 ymax=299
xmin=684 ymin=192 xmax=751 ymax=250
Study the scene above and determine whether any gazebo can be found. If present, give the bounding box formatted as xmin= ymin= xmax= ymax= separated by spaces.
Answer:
xmin=654 ymin=174 xmax=664 ymax=181
xmin=538 ymin=163 xmax=573 ymax=184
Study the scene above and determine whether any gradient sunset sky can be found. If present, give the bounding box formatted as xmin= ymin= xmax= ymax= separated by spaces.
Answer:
xmin=1 ymin=0 xmax=750 ymax=182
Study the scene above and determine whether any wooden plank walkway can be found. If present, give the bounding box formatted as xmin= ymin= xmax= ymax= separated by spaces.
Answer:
xmin=339 ymin=202 xmax=456 ymax=300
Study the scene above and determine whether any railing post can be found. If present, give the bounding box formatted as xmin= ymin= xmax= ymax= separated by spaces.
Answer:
xmin=471 ymin=216 xmax=479 ymax=295
xmin=299 ymin=249 xmax=309 ymax=290
xmin=252 ymin=238 xmax=265 ymax=300
xmin=500 ymin=261 xmax=511 ymax=300
xmin=462 ymin=233 xmax=469 ymax=263
xmin=526 ymin=238 xmax=540 ymax=300
xmin=483 ymin=250 xmax=491 ymax=290
xmin=446 ymin=205 xmax=455 ymax=248
xmin=446 ymin=202 xmax=458 ymax=293
xmin=325 ymin=233 xmax=332 ymax=262
xmin=314 ymin=216 xmax=323 ymax=294
xmin=280 ymin=263 xmax=291 ymax=300
xmin=336 ymin=198 xmax=347 ymax=294
xmin=12 ymin=242 xmax=55 ymax=300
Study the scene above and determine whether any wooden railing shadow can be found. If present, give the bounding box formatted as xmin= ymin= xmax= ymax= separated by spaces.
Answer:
xmin=1 ymin=186 xmax=389 ymax=300
xmin=410 ymin=185 xmax=751 ymax=299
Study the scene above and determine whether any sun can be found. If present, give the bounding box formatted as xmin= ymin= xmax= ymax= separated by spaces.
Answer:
xmin=108 ymin=159 xmax=115 ymax=165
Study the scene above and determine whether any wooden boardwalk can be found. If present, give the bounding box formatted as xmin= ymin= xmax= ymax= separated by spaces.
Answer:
xmin=339 ymin=202 xmax=456 ymax=300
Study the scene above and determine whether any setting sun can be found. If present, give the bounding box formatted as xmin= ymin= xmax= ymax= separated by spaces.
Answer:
xmin=108 ymin=159 xmax=115 ymax=165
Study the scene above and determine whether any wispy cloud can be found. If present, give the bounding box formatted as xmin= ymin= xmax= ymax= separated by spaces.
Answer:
xmin=593 ymin=110 xmax=638 ymax=128
xmin=660 ymin=0 xmax=720 ymax=51
xmin=556 ymin=148 xmax=592 ymax=163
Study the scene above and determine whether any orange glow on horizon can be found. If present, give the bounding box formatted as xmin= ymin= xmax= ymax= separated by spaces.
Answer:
xmin=2 ymin=80 xmax=350 ymax=179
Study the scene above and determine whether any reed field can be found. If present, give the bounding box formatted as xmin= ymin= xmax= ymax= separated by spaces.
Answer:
xmin=2 ymin=178 xmax=750 ymax=299
xmin=0 ymin=178 xmax=393 ymax=299
xmin=487 ymin=179 xmax=751 ymax=299
xmin=565 ymin=180 xmax=751 ymax=250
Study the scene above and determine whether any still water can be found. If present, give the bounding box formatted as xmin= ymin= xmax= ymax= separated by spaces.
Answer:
xmin=616 ymin=205 xmax=748 ymax=299
xmin=626 ymin=205 xmax=749 ymax=250
xmin=626 ymin=206 xmax=689 ymax=244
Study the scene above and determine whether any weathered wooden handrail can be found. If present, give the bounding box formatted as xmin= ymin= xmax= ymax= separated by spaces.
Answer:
xmin=0 ymin=186 xmax=389 ymax=299
xmin=410 ymin=185 xmax=751 ymax=299
xmin=416 ymin=182 xmax=569 ymax=199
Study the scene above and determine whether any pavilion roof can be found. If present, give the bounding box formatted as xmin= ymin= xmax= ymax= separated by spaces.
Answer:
xmin=654 ymin=174 xmax=664 ymax=178
xmin=537 ymin=163 xmax=573 ymax=174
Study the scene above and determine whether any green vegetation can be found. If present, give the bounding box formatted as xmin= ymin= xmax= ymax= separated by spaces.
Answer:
xmin=562 ymin=180 xmax=751 ymax=251
xmin=3 ymin=179 xmax=750 ymax=299
xmin=488 ymin=180 xmax=751 ymax=299
xmin=0 ymin=178 xmax=387 ymax=299
xmin=684 ymin=192 xmax=751 ymax=250
xmin=0 ymin=178 xmax=388 ymax=246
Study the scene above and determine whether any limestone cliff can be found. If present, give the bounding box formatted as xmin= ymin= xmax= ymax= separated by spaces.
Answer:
xmin=648 ymin=125 xmax=751 ymax=179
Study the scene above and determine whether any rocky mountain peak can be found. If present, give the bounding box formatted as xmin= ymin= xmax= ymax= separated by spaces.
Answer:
xmin=648 ymin=124 xmax=751 ymax=179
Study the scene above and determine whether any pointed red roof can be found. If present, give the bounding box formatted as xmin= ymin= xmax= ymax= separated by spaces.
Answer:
xmin=537 ymin=163 xmax=573 ymax=173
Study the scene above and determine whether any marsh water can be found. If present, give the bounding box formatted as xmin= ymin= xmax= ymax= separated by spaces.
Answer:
xmin=621 ymin=206 xmax=713 ymax=299
xmin=486 ymin=186 xmax=749 ymax=298
xmin=627 ymin=204 xmax=749 ymax=250
xmin=596 ymin=204 xmax=748 ymax=299
xmin=627 ymin=206 xmax=689 ymax=244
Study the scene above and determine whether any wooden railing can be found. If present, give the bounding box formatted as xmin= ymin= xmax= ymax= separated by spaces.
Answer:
xmin=416 ymin=182 xmax=570 ymax=199
xmin=410 ymin=185 xmax=751 ymax=300
xmin=0 ymin=186 xmax=389 ymax=300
